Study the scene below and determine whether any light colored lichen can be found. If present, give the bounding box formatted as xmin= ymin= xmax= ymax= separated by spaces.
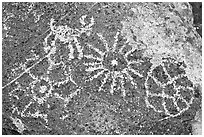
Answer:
xmin=192 ymin=110 xmax=202 ymax=135
xmin=120 ymin=3 xmax=202 ymax=122
xmin=121 ymin=2 xmax=202 ymax=88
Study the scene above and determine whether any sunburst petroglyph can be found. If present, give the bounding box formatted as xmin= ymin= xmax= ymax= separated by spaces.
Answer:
xmin=2 ymin=2 xmax=202 ymax=135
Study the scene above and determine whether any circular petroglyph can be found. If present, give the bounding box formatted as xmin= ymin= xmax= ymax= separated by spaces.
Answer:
xmin=2 ymin=2 xmax=202 ymax=135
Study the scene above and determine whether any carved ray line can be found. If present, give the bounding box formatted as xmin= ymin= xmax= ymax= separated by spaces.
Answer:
xmin=67 ymin=43 xmax=75 ymax=60
xmin=145 ymin=95 xmax=160 ymax=112
xmin=112 ymin=31 xmax=120 ymax=52
xmin=147 ymin=94 xmax=164 ymax=113
xmin=73 ymin=38 xmax=83 ymax=59
xmin=181 ymin=96 xmax=192 ymax=109
xmin=97 ymin=33 xmax=109 ymax=52
xmin=83 ymin=54 xmax=103 ymax=61
xmin=86 ymin=43 xmax=105 ymax=57
xmin=149 ymin=74 xmax=165 ymax=88
xmin=160 ymin=93 xmax=174 ymax=100
xmin=161 ymin=92 xmax=183 ymax=117
xmin=128 ymin=60 xmax=144 ymax=65
xmin=21 ymin=102 xmax=33 ymax=117
xmin=122 ymin=69 xmax=137 ymax=88
xmin=85 ymin=65 xmax=106 ymax=72
xmin=173 ymin=97 xmax=181 ymax=112
xmin=162 ymin=97 xmax=171 ymax=116
xmin=119 ymin=44 xmax=127 ymax=54
xmin=89 ymin=69 xmax=106 ymax=81
xmin=123 ymin=70 xmax=135 ymax=86
xmin=124 ymin=46 xmax=137 ymax=58
xmin=64 ymin=88 xmax=82 ymax=104
xmin=166 ymin=73 xmax=186 ymax=86
xmin=127 ymin=66 xmax=143 ymax=77
xmin=110 ymin=73 xmax=116 ymax=94
xmin=98 ymin=72 xmax=110 ymax=92
xmin=120 ymin=78 xmax=127 ymax=97
xmin=144 ymin=74 xmax=156 ymax=110
xmin=159 ymin=79 xmax=181 ymax=112
xmin=83 ymin=62 xmax=102 ymax=67
xmin=166 ymin=76 xmax=176 ymax=85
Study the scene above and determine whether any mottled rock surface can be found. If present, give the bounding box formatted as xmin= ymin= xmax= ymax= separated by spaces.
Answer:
xmin=2 ymin=2 xmax=202 ymax=135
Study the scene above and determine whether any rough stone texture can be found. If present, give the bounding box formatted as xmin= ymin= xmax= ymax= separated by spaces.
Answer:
xmin=2 ymin=2 xmax=202 ymax=135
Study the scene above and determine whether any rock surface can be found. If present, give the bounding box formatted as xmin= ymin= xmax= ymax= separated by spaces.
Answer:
xmin=2 ymin=2 xmax=202 ymax=135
